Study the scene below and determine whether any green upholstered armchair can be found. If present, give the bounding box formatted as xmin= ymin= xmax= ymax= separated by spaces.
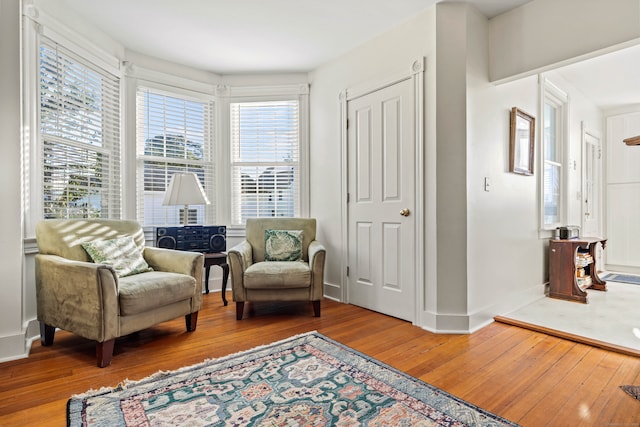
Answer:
xmin=228 ymin=218 xmax=326 ymax=320
xmin=35 ymin=219 xmax=203 ymax=367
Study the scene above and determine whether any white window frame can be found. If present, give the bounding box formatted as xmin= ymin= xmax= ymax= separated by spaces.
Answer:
xmin=134 ymin=82 xmax=216 ymax=227
xmin=221 ymin=85 xmax=310 ymax=229
xmin=22 ymin=8 xmax=122 ymax=237
xmin=539 ymin=76 xmax=569 ymax=234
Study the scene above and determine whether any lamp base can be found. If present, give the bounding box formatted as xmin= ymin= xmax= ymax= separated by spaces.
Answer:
xmin=179 ymin=206 xmax=197 ymax=226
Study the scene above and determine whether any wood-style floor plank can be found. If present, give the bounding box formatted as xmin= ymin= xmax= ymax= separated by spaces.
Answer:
xmin=0 ymin=293 xmax=638 ymax=426
xmin=499 ymin=339 xmax=589 ymax=421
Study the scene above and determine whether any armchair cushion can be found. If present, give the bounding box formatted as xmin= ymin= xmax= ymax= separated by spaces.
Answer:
xmin=265 ymin=229 xmax=303 ymax=261
xmin=81 ymin=236 xmax=153 ymax=277
xmin=118 ymin=271 xmax=197 ymax=316
xmin=244 ymin=261 xmax=311 ymax=289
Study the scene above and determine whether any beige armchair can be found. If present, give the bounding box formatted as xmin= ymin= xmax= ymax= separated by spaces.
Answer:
xmin=228 ymin=218 xmax=326 ymax=320
xmin=35 ymin=219 xmax=203 ymax=367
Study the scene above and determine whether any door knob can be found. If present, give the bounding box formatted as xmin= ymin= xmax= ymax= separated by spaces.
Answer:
xmin=400 ymin=208 xmax=410 ymax=217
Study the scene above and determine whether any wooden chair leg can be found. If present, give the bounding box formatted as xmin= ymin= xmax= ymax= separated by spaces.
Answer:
xmin=40 ymin=323 xmax=55 ymax=346
xmin=96 ymin=339 xmax=115 ymax=368
xmin=185 ymin=312 xmax=198 ymax=332
xmin=236 ymin=302 xmax=245 ymax=320
xmin=312 ymin=300 xmax=321 ymax=317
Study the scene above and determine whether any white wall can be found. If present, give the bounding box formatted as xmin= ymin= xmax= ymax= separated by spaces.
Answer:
xmin=466 ymin=64 xmax=604 ymax=325
xmin=0 ymin=0 xmax=28 ymax=362
xmin=432 ymin=4 xmax=470 ymax=330
xmin=466 ymin=5 xmax=543 ymax=325
xmin=464 ymin=3 xmax=607 ymax=327
xmin=308 ymin=7 xmax=437 ymax=306
xmin=606 ymin=112 xmax=640 ymax=272
xmin=489 ymin=0 xmax=640 ymax=82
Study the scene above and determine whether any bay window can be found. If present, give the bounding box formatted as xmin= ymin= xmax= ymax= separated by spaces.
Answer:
xmin=136 ymin=86 xmax=215 ymax=226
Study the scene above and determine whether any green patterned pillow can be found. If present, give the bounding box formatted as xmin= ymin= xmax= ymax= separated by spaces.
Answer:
xmin=81 ymin=236 xmax=153 ymax=277
xmin=265 ymin=229 xmax=303 ymax=261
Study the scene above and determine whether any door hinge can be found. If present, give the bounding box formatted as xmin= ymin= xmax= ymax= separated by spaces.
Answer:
xmin=346 ymin=119 xmax=349 ymax=129
xmin=347 ymin=192 xmax=350 ymax=203
xmin=346 ymin=266 xmax=349 ymax=276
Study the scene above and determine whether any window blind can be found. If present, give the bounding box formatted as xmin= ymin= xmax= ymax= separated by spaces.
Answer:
xmin=230 ymin=100 xmax=300 ymax=226
xmin=543 ymin=102 xmax=562 ymax=227
xmin=136 ymin=87 xmax=215 ymax=226
xmin=39 ymin=37 xmax=121 ymax=219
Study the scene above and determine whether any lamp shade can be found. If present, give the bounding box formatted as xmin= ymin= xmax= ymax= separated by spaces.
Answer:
xmin=162 ymin=173 xmax=210 ymax=206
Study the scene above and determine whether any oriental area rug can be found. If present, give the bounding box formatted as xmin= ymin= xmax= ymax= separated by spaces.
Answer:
xmin=67 ymin=331 xmax=519 ymax=426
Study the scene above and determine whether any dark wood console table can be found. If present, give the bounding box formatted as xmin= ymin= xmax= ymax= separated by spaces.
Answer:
xmin=548 ymin=237 xmax=607 ymax=303
xmin=204 ymin=252 xmax=229 ymax=305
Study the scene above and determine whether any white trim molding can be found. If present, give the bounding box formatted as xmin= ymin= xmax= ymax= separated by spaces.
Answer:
xmin=23 ymin=4 xmax=120 ymax=75
xmin=227 ymin=83 xmax=309 ymax=98
xmin=538 ymin=74 xmax=570 ymax=238
xmin=339 ymin=57 xmax=426 ymax=327
xmin=344 ymin=57 xmax=424 ymax=102
xmin=125 ymin=63 xmax=217 ymax=96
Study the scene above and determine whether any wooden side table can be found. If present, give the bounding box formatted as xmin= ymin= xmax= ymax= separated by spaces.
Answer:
xmin=548 ymin=237 xmax=607 ymax=303
xmin=204 ymin=252 xmax=229 ymax=305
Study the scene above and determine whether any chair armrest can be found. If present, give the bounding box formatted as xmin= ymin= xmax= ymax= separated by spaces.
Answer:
xmin=228 ymin=241 xmax=253 ymax=301
xmin=144 ymin=247 xmax=203 ymax=277
xmin=35 ymin=254 xmax=119 ymax=342
xmin=308 ymin=240 xmax=326 ymax=300
xmin=228 ymin=240 xmax=253 ymax=271
xmin=308 ymin=240 xmax=326 ymax=266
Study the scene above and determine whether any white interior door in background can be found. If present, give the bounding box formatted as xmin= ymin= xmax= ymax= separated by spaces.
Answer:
xmin=582 ymin=125 xmax=602 ymax=238
xmin=347 ymin=78 xmax=415 ymax=322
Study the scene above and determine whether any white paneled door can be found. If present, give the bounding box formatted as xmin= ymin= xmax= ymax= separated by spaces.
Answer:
xmin=582 ymin=126 xmax=602 ymax=238
xmin=347 ymin=78 xmax=415 ymax=322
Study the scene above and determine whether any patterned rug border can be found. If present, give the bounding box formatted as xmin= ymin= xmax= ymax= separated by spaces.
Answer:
xmin=68 ymin=330 xmax=519 ymax=426
xmin=68 ymin=331 xmax=319 ymax=401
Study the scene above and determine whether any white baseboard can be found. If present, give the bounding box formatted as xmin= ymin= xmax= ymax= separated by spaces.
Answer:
xmin=0 ymin=319 xmax=40 ymax=363
xmin=322 ymin=282 xmax=342 ymax=301
xmin=416 ymin=282 xmax=547 ymax=334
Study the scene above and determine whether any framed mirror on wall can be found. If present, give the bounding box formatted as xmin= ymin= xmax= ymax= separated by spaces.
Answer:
xmin=509 ymin=107 xmax=535 ymax=175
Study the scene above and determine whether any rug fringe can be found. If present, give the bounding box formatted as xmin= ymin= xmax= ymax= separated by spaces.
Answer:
xmin=69 ymin=330 xmax=319 ymax=399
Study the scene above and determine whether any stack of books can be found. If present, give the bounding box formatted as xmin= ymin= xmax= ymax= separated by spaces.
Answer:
xmin=575 ymin=252 xmax=593 ymax=291
xmin=575 ymin=252 xmax=593 ymax=268
xmin=576 ymin=275 xmax=592 ymax=291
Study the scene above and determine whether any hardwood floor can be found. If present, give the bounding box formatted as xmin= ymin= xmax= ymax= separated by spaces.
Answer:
xmin=1 ymin=293 xmax=638 ymax=426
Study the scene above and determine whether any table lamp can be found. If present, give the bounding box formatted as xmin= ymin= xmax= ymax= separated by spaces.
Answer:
xmin=162 ymin=172 xmax=210 ymax=226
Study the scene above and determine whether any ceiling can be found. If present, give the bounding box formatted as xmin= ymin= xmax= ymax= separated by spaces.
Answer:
xmin=61 ymin=0 xmax=531 ymax=74
xmin=554 ymin=43 xmax=640 ymax=112
xmin=60 ymin=0 xmax=638 ymax=110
